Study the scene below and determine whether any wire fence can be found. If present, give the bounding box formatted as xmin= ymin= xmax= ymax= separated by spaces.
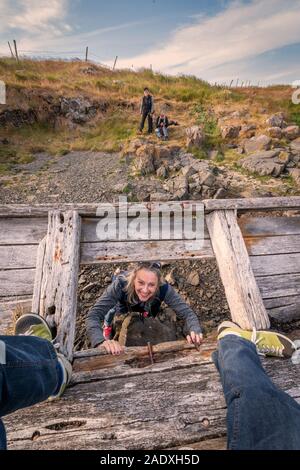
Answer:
xmin=1 ymin=42 xmax=286 ymax=88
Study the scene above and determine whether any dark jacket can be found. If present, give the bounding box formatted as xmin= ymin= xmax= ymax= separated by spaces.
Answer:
xmin=140 ymin=95 xmax=154 ymax=114
xmin=156 ymin=116 xmax=177 ymax=128
xmin=86 ymin=277 xmax=202 ymax=347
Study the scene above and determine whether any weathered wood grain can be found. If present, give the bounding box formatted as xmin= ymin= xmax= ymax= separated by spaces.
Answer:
xmin=250 ymin=253 xmax=300 ymax=276
xmin=4 ymin=353 xmax=299 ymax=450
xmin=0 ymin=245 xmax=37 ymax=270
xmin=245 ymin=234 xmax=300 ymax=256
xmin=0 ymin=269 xmax=35 ymax=297
xmin=204 ymin=197 xmax=300 ymax=212
xmin=33 ymin=211 xmax=81 ymax=360
xmin=0 ymin=218 xmax=48 ymax=245
xmin=80 ymin=239 xmax=213 ymax=264
xmin=206 ymin=210 xmax=270 ymax=330
xmin=257 ymin=273 xmax=300 ymax=299
xmin=239 ymin=217 xmax=300 ymax=237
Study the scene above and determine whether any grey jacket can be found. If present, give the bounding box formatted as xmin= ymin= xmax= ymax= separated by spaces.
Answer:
xmin=86 ymin=278 xmax=202 ymax=347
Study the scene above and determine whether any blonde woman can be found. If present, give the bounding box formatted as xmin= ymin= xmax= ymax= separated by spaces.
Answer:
xmin=86 ymin=262 xmax=203 ymax=355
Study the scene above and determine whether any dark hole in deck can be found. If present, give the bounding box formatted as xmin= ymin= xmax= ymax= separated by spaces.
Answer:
xmin=45 ymin=420 xmax=86 ymax=431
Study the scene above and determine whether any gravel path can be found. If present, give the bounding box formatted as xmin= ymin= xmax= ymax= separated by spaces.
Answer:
xmin=0 ymin=151 xmax=130 ymax=203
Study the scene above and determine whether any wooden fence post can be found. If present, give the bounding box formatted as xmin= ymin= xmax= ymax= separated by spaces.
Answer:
xmin=13 ymin=39 xmax=19 ymax=63
xmin=8 ymin=41 xmax=15 ymax=58
xmin=85 ymin=46 xmax=88 ymax=62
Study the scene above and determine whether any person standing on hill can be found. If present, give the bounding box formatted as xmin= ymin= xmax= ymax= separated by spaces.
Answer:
xmin=139 ymin=87 xmax=154 ymax=134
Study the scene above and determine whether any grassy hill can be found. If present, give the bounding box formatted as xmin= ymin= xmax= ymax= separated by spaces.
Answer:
xmin=0 ymin=58 xmax=299 ymax=174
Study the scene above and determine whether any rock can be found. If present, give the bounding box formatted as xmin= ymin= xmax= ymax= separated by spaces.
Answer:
xmin=244 ymin=135 xmax=272 ymax=153
xmin=290 ymin=137 xmax=300 ymax=153
xmin=240 ymin=124 xmax=256 ymax=139
xmin=135 ymin=145 xmax=155 ymax=175
xmin=283 ymin=126 xmax=300 ymax=140
xmin=153 ymin=146 xmax=172 ymax=167
xmin=186 ymin=126 xmax=205 ymax=149
xmin=60 ymin=96 xmax=99 ymax=124
xmin=199 ymin=172 xmax=216 ymax=187
xmin=288 ymin=168 xmax=300 ymax=183
xmin=165 ymin=269 xmax=176 ymax=285
xmin=150 ymin=192 xmax=170 ymax=202
xmin=156 ymin=165 xmax=168 ymax=179
xmin=181 ymin=165 xmax=197 ymax=177
xmin=0 ymin=109 xmax=37 ymax=127
xmin=220 ymin=125 xmax=241 ymax=139
xmin=213 ymin=188 xmax=227 ymax=199
xmin=266 ymin=113 xmax=285 ymax=128
xmin=240 ymin=149 xmax=287 ymax=177
xmin=187 ymin=270 xmax=200 ymax=286
xmin=267 ymin=127 xmax=282 ymax=139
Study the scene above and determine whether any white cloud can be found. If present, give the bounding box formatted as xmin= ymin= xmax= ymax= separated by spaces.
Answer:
xmin=114 ymin=0 xmax=300 ymax=83
xmin=0 ymin=0 xmax=71 ymax=36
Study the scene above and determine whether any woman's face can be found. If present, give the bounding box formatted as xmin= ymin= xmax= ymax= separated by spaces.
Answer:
xmin=134 ymin=269 xmax=159 ymax=302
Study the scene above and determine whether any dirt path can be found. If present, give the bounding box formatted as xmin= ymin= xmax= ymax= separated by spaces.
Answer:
xmin=0 ymin=151 xmax=130 ymax=203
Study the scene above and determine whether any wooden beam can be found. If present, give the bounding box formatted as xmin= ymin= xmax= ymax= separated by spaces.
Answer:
xmin=206 ymin=210 xmax=270 ymax=330
xmin=33 ymin=211 xmax=81 ymax=360
xmin=80 ymin=239 xmax=213 ymax=264
xmin=204 ymin=197 xmax=300 ymax=213
xmin=0 ymin=269 xmax=35 ymax=297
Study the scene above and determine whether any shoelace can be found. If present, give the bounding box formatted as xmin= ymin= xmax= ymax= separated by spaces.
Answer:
xmin=251 ymin=327 xmax=284 ymax=357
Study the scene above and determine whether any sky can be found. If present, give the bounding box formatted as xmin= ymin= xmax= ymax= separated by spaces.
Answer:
xmin=1 ymin=0 xmax=300 ymax=85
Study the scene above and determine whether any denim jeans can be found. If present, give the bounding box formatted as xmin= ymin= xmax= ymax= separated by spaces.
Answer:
xmin=212 ymin=335 xmax=300 ymax=450
xmin=0 ymin=335 xmax=59 ymax=450
xmin=155 ymin=126 xmax=168 ymax=138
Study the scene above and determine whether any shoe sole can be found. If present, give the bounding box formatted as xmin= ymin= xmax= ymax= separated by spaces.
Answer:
xmin=14 ymin=313 xmax=53 ymax=339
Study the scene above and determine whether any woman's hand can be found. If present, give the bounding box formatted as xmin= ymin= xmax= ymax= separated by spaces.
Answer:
xmin=98 ymin=340 xmax=124 ymax=355
xmin=186 ymin=331 xmax=203 ymax=348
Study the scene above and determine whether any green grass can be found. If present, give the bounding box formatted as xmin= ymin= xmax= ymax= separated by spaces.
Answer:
xmin=191 ymin=104 xmax=222 ymax=149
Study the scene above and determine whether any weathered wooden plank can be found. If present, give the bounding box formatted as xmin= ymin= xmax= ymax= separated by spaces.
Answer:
xmin=0 ymin=218 xmax=48 ymax=245
xmin=257 ymin=273 xmax=300 ymax=299
xmin=80 ymin=239 xmax=213 ymax=264
xmin=239 ymin=216 xmax=300 ymax=237
xmin=250 ymin=253 xmax=300 ymax=276
xmin=245 ymin=235 xmax=300 ymax=256
xmin=171 ymin=437 xmax=226 ymax=450
xmin=264 ymin=295 xmax=300 ymax=322
xmin=81 ymin=217 xmax=210 ymax=242
xmin=34 ymin=211 xmax=81 ymax=360
xmin=0 ymin=269 xmax=35 ymax=297
xmin=206 ymin=210 xmax=270 ymax=330
xmin=0 ymin=245 xmax=37 ymax=269
xmin=4 ymin=355 xmax=299 ymax=450
xmin=0 ymin=201 xmax=201 ymax=218
xmin=204 ymin=197 xmax=300 ymax=212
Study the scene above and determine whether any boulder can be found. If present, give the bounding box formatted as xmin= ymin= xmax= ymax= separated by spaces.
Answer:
xmin=244 ymin=135 xmax=272 ymax=153
xmin=240 ymin=149 xmax=287 ymax=177
xmin=186 ymin=126 xmax=205 ymax=149
xmin=266 ymin=113 xmax=285 ymax=128
xmin=267 ymin=127 xmax=282 ymax=139
xmin=135 ymin=145 xmax=155 ymax=175
xmin=181 ymin=165 xmax=197 ymax=177
xmin=283 ymin=126 xmax=300 ymax=140
xmin=290 ymin=137 xmax=300 ymax=153
xmin=150 ymin=192 xmax=170 ymax=202
xmin=240 ymin=124 xmax=256 ymax=139
xmin=156 ymin=165 xmax=168 ymax=179
xmin=288 ymin=168 xmax=300 ymax=183
xmin=60 ymin=97 xmax=98 ymax=124
xmin=220 ymin=125 xmax=241 ymax=139
xmin=187 ymin=271 xmax=200 ymax=286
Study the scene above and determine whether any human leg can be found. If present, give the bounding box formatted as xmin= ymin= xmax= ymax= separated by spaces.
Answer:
xmin=162 ymin=126 xmax=168 ymax=140
xmin=213 ymin=331 xmax=300 ymax=450
xmin=0 ymin=335 xmax=59 ymax=449
xmin=139 ymin=112 xmax=147 ymax=132
xmin=147 ymin=113 xmax=153 ymax=133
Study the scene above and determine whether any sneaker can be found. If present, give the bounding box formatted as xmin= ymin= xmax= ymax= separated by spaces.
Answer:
xmin=15 ymin=313 xmax=72 ymax=398
xmin=49 ymin=353 xmax=73 ymax=400
xmin=103 ymin=325 xmax=113 ymax=340
xmin=217 ymin=321 xmax=297 ymax=358
xmin=14 ymin=313 xmax=53 ymax=342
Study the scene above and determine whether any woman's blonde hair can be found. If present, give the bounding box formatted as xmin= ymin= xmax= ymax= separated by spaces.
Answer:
xmin=124 ymin=262 xmax=163 ymax=305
